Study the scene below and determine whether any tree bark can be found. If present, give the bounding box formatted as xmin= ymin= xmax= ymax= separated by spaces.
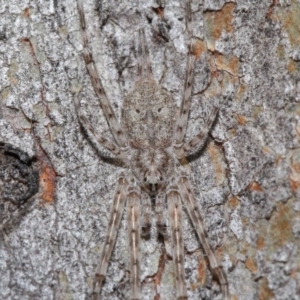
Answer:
xmin=0 ymin=0 xmax=299 ymax=299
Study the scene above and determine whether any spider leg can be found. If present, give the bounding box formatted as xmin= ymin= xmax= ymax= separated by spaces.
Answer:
xmin=156 ymin=193 xmax=168 ymax=237
xmin=93 ymin=174 xmax=128 ymax=300
xmin=142 ymin=193 xmax=168 ymax=239
xmin=137 ymin=29 xmax=152 ymax=79
xmin=175 ymin=106 xmax=219 ymax=159
xmin=127 ymin=187 xmax=141 ymax=300
xmin=141 ymin=193 xmax=151 ymax=238
xmin=77 ymin=0 xmax=128 ymax=148
xmin=178 ymin=176 xmax=229 ymax=300
xmin=173 ymin=0 xmax=196 ymax=147
xmin=166 ymin=187 xmax=188 ymax=300
xmin=74 ymin=96 xmax=124 ymax=157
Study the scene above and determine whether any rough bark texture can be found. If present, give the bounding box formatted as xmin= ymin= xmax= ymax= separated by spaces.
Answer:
xmin=0 ymin=0 xmax=300 ymax=299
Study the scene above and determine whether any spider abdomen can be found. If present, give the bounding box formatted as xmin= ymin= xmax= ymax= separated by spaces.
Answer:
xmin=122 ymin=79 xmax=176 ymax=148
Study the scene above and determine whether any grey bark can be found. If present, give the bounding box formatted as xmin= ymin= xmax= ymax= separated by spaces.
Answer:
xmin=0 ymin=0 xmax=300 ymax=299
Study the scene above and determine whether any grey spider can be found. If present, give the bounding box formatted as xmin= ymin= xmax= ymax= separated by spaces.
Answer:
xmin=75 ymin=0 xmax=229 ymax=299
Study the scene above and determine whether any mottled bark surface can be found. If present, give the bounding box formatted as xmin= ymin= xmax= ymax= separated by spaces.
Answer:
xmin=0 ymin=0 xmax=300 ymax=299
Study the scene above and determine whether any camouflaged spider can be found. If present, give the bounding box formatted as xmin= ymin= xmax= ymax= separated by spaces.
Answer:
xmin=75 ymin=0 xmax=229 ymax=299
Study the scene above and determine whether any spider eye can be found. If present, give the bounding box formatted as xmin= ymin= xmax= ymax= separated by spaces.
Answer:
xmin=158 ymin=108 xmax=162 ymax=113
xmin=136 ymin=109 xmax=140 ymax=114
xmin=160 ymin=176 xmax=163 ymax=181
xmin=144 ymin=177 xmax=147 ymax=182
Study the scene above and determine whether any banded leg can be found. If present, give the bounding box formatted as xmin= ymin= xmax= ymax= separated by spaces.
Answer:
xmin=74 ymin=96 xmax=123 ymax=157
xmin=178 ymin=177 xmax=229 ymax=300
xmin=156 ymin=193 xmax=168 ymax=237
xmin=77 ymin=0 xmax=128 ymax=148
xmin=137 ymin=29 xmax=152 ymax=79
xmin=141 ymin=193 xmax=151 ymax=238
xmin=173 ymin=0 xmax=196 ymax=146
xmin=175 ymin=106 xmax=219 ymax=159
xmin=167 ymin=188 xmax=187 ymax=300
xmin=127 ymin=188 xmax=141 ymax=300
xmin=93 ymin=175 xmax=128 ymax=300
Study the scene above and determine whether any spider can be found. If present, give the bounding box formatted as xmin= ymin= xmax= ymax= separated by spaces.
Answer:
xmin=75 ymin=0 xmax=229 ymax=299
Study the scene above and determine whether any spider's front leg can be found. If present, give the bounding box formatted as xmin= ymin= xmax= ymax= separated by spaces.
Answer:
xmin=93 ymin=174 xmax=128 ymax=300
xmin=93 ymin=175 xmax=142 ymax=300
xmin=177 ymin=176 xmax=229 ymax=300
xmin=167 ymin=187 xmax=188 ymax=300
xmin=127 ymin=187 xmax=142 ymax=300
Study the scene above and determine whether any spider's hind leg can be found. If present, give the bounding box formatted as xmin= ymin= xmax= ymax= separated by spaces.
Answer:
xmin=173 ymin=0 xmax=196 ymax=149
xmin=77 ymin=0 xmax=128 ymax=148
xmin=137 ymin=29 xmax=152 ymax=79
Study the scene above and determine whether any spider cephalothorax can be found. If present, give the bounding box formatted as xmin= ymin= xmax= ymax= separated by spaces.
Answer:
xmin=130 ymin=147 xmax=175 ymax=195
